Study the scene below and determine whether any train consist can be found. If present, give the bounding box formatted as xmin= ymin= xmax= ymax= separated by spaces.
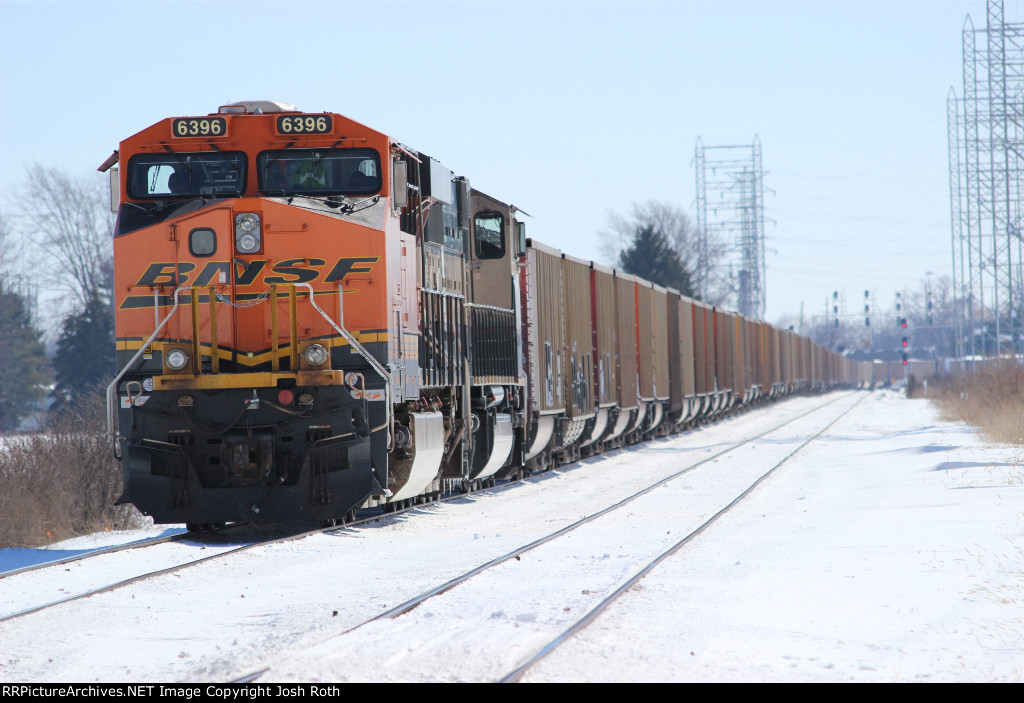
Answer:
xmin=102 ymin=101 xmax=869 ymax=528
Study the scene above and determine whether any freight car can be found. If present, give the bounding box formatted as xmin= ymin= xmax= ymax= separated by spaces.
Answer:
xmin=101 ymin=101 xmax=865 ymax=528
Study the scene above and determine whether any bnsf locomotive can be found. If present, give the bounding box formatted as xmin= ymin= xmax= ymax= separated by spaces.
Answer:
xmin=101 ymin=101 xmax=867 ymax=529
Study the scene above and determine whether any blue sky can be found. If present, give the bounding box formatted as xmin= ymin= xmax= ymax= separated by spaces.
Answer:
xmin=0 ymin=0 xmax=1012 ymax=324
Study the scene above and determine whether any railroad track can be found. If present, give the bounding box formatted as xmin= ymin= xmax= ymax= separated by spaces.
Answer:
xmin=499 ymin=390 xmax=866 ymax=683
xmin=0 ymin=391 xmax=851 ymax=631
xmin=0 ymin=498 xmax=457 ymax=626
xmin=0 ymin=464 xmax=541 ymax=625
xmin=237 ymin=390 xmax=865 ymax=683
xmin=0 ymin=525 xmax=233 ymax=581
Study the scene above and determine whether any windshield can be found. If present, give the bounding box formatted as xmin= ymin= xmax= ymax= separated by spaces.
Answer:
xmin=127 ymin=152 xmax=246 ymax=199
xmin=257 ymin=148 xmax=381 ymax=197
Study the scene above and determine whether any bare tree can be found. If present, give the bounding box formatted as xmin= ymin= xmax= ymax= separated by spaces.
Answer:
xmin=901 ymin=274 xmax=958 ymax=357
xmin=0 ymin=208 xmax=40 ymax=327
xmin=601 ymin=200 xmax=729 ymax=304
xmin=0 ymin=210 xmax=17 ymax=274
xmin=15 ymin=165 xmax=114 ymax=313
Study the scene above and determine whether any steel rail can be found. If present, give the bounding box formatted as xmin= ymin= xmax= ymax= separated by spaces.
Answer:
xmin=4 ymin=392 xmax=859 ymax=651
xmin=498 ymin=391 xmax=867 ymax=683
xmin=355 ymin=393 xmax=856 ymax=629
xmin=0 ymin=502 xmax=440 ymax=624
xmin=230 ymin=390 xmax=862 ymax=682
xmin=1 ymin=529 xmax=201 ymax=581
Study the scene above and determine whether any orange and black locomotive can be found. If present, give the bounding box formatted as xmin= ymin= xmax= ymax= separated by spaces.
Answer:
xmin=102 ymin=101 xmax=866 ymax=528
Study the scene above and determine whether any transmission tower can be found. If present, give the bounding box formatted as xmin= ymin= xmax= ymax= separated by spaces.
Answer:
xmin=695 ymin=136 xmax=767 ymax=319
xmin=948 ymin=0 xmax=1024 ymax=358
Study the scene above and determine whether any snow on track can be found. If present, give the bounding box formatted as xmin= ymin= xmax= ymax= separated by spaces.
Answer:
xmin=521 ymin=390 xmax=1024 ymax=682
xmin=1 ymin=390 xmax=1020 ymax=682
xmin=260 ymin=392 xmax=865 ymax=683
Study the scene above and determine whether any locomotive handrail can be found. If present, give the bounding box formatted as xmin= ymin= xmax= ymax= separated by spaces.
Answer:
xmin=106 ymin=283 xmax=394 ymax=456
xmin=106 ymin=284 xmax=194 ymax=456
xmin=303 ymin=281 xmax=393 ymax=451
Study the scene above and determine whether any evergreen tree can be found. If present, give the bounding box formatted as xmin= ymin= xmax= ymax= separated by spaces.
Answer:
xmin=618 ymin=224 xmax=694 ymax=296
xmin=50 ymin=291 xmax=115 ymax=412
xmin=0 ymin=286 xmax=51 ymax=431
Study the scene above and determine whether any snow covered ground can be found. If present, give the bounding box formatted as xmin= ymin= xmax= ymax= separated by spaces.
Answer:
xmin=0 ymin=389 xmax=1021 ymax=682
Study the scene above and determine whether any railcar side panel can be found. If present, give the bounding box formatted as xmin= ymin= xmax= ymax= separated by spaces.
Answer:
xmin=650 ymin=284 xmax=670 ymax=402
xmin=666 ymin=290 xmax=693 ymax=416
xmin=692 ymin=300 xmax=712 ymax=396
xmin=678 ymin=295 xmax=697 ymax=399
xmin=615 ymin=273 xmax=639 ymax=410
xmin=636 ymin=281 xmax=655 ymax=402
xmin=733 ymin=316 xmax=745 ymax=400
xmin=525 ymin=240 xmax=564 ymax=415
xmin=562 ymin=254 xmax=595 ymax=419
xmin=714 ymin=308 xmax=732 ymax=393
xmin=591 ymin=263 xmax=619 ymax=408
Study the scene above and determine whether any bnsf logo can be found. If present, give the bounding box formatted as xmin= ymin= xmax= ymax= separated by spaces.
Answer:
xmin=119 ymin=256 xmax=377 ymax=310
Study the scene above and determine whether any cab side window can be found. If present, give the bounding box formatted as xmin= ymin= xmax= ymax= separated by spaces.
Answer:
xmin=474 ymin=212 xmax=505 ymax=260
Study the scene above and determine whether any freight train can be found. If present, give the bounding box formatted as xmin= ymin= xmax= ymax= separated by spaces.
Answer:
xmin=101 ymin=101 xmax=869 ymax=529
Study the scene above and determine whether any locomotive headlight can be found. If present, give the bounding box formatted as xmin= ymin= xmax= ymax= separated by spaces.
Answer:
xmin=234 ymin=212 xmax=261 ymax=253
xmin=302 ymin=343 xmax=329 ymax=367
xmin=238 ymin=233 xmax=258 ymax=252
xmin=164 ymin=348 xmax=190 ymax=371
xmin=238 ymin=214 xmax=257 ymax=232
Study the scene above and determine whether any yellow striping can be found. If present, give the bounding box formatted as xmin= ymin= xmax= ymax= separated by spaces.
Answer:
xmin=116 ymin=331 xmax=389 ymax=359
